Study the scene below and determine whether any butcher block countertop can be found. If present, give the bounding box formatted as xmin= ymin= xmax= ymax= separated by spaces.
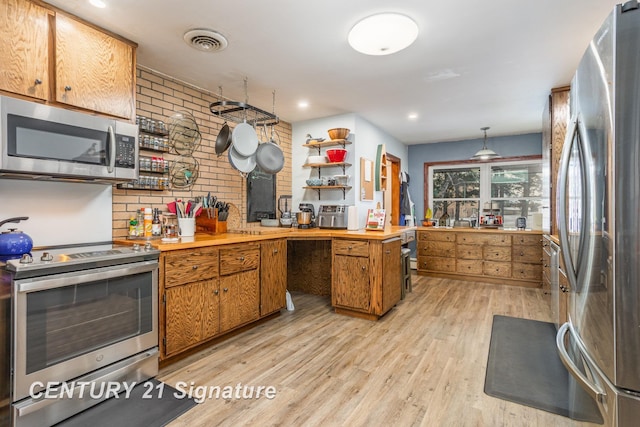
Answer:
xmin=114 ymin=226 xmax=415 ymax=251
xmin=416 ymin=226 xmax=542 ymax=235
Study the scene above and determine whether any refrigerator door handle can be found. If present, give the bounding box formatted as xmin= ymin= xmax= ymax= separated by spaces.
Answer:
xmin=557 ymin=119 xmax=579 ymax=292
xmin=556 ymin=322 xmax=606 ymax=403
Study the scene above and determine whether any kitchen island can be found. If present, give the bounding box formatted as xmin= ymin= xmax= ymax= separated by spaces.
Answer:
xmin=416 ymin=227 xmax=543 ymax=287
xmin=115 ymin=226 xmax=414 ymax=363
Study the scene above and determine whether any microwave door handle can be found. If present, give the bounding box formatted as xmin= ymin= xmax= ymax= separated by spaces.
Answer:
xmin=107 ymin=125 xmax=116 ymax=173
xmin=557 ymin=119 xmax=580 ymax=293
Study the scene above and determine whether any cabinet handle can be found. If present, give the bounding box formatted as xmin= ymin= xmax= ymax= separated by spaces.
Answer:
xmin=214 ymin=289 xmax=219 ymax=295
xmin=192 ymin=265 xmax=198 ymax=270
xmin=361 ymin=265 xmax=366 ymax=271
xmin=348 ymin=246 xmax=353 ymax=250
xmin=520 ymin=252 xmax=524 ymax=256
xmin=385 ymin=250 xmax=391 ymax=254
xmin=223 ymin=288 xmax=229 ymax=292
xmin=34 ymin=78 xmax=42 ymax=85
xmin=238 ymin=256 xmax=245 ymax=261
xmin=273 ymin=249 xmax=278 ymax=254
xmin=64 ymin=85 xmax=72 ymax=92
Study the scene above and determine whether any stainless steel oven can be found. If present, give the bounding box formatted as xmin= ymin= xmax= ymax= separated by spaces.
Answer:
xmin=1 ymin=243 xmax=159 ymax=427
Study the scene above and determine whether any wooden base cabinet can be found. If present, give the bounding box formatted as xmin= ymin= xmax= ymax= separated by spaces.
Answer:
xmin=161 ymin=243 xmax=265 ymax=361
xmin=417 ymin=229 xmax=542 ymax=287
xmin=332 ymin=237 xmax=401 ymax=320
xmin=260 ymin=239 xmax=287 ymax=315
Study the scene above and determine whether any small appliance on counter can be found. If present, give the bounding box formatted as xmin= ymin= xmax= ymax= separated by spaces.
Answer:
xmin=297 ymin=203 xmax=316 ymax=229
xmin=278 ymin=195 xmax=292 ymax=227
xmin=317 ymin=205 xmax=349 ymax=229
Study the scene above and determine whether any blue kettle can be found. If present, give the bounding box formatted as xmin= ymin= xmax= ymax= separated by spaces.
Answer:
xmin=0 ymin=216 xmax=33 ymax=261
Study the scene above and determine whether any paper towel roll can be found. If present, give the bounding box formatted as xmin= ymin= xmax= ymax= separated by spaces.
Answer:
xmin=347 ymin=206 xmax=359 ymax=230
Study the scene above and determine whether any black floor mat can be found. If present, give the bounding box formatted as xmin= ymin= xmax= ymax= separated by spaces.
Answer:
xmin=56 ymin=379 xmax=197 ymax=427
xmin=484 ymin=315 xmax=603 ymax=424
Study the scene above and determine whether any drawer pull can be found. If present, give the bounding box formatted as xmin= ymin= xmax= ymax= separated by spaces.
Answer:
xmin=192 ymin=265 xmax=198 ymax=270
xmin=520 ymin=252 xmax=524 ymax=256
xmin=273 ymin=249 xmax=278 ymax=254
xmin=361 ymin=266 xmax=366 ymax=271
xmin=238 ymin=256 xmax=245 ymax=261
xmin=64 ymin=85 xmax=72 ymax=92
xmin=348 ymin=246 xmax=353 ymax=250
xmin=223 ymin=288 xmax=229 ymax=292
xmin=214 ymin=289 xmax=219 ymax=295
xmin=34 ymin=78 xmax=42 ymax=85
xmin=385 ymin=250 xmax=391 ymax=254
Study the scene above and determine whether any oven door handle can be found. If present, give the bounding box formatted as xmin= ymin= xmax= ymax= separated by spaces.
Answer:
xmin=16 ymin=260 xmax=158 ymax=293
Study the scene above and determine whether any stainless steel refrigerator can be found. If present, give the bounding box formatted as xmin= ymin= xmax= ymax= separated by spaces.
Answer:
xmin=555 ymin=2 xmax=640 ymax=426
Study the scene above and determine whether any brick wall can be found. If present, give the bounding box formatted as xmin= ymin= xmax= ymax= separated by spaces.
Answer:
xmin=112 ymin=66 xmax=292 ymax=238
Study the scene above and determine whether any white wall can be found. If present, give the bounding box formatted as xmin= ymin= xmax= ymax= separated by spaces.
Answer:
xmin=292 ymin=114 xmax=408 ymax=228
xmin=0 ymin=179 xmax=113 ymax=247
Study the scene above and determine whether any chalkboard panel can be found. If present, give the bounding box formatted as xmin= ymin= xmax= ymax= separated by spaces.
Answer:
xmin=247 ymin=169 xmax=276 ymax=222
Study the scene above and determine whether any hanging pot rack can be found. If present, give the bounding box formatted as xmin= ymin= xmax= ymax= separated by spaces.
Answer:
xmin=209 ymin=78 xmax=279 ymax=126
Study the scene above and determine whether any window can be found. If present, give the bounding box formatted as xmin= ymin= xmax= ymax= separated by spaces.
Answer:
xmin=428 ymin=159 xmax=542 ymax=227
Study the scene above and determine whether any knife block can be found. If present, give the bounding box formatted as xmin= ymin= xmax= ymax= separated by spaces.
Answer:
xmin=196 ymin=209 xmax=226 ymax=234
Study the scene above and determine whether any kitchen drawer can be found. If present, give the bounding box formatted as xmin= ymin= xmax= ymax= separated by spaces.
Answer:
xmin=512 ymin=262 xmax=542 ymax=281
xmin=333 ymin=239 xmax=369 ymax=257
xmin=423 ymin=256 xmax=455 ymax=272
xmin=542 ymin=249 xmax=551 ymax=269
xmin=456 ymin=259 xmax=483 ymax=275
xmin=457 ymin=233 xmax=511 ymax=245
xmin=220 ymin=243 xmax=260 ymax=275
xmin=512 ymin=245 xmax=542 ymax=263
xmin=483 ymin=261 xmax=512 ymax=278
xmin=164 ymin=247 xmax=219 ymax=287
xmin=419 ymin=231 xmax=455 ymax=242
xmin=483 ymin=245 xmax=511 ymax=262
xmin=513 ymin=234 xmax=542 ymax=246
xmin=419 ymin=241 xmax=455 ymax=257
xmin=456 ymin=244 xmax=483 ymax=260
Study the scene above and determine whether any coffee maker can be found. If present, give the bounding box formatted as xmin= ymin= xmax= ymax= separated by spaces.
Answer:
xmin=298 ymin=203 xmax=316 ymax=228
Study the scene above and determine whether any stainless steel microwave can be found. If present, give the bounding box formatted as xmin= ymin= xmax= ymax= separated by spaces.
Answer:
xmin=0 ymin=96 xmax=138 ymax=182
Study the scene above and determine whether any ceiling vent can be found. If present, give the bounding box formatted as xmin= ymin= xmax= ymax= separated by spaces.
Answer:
xmin=183 ymin=29 xmax=228 ymax=52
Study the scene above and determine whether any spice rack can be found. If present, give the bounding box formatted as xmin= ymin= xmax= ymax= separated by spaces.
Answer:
xmin=118 ymin=115 xmax=171 ymax=191
xmin=302 ymin=139 xmax=352 ymax=199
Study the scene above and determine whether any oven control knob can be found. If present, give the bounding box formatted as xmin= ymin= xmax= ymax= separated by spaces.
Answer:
xmin=41 ymin=252 xmax=53 ymax=262
xmin=132 ymin=243 xmax=140 ymax=252
xmin=144 ymin=242 xmax=152 ymax=251
xmin=19 ymin=253 xmax=33 ymax=264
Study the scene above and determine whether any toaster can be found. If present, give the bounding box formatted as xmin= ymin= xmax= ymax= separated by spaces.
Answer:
xmin=317 ymin=205 xmax=349 ymax=229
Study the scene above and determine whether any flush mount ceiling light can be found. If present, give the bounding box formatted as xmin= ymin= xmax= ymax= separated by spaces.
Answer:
xmin=183 ymin=29 xmax=228 ymax=52
xmin=348 ymin=13 xmax=419 ymax=56
xmin=471 ymin=127 xmax=500 ymax=160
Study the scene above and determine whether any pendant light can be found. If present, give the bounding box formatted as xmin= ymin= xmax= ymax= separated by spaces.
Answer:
xmin=471 ymin=127 xmax=500 ymax=160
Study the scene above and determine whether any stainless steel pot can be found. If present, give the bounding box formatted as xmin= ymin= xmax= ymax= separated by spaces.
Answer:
xmin=296 ymin=211 xmax=312 ymax=225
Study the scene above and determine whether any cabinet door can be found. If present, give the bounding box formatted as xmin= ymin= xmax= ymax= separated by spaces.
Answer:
xmin=55 ymin=13 xmax=134 ymax=119
xmin=220 ymin=270 xmax=260 ymax=332
xmin=164 ymin=280 xmax=219 ymax=357
xmin=332 ymin=254 xmax=370 ymax=312
xmin=381 ymin=239 xmax=401 ymax=314
xmin=0 ymin=0 xmax=50 ymax=99
xmin=260 ymin=239 xmax=287 ymax=316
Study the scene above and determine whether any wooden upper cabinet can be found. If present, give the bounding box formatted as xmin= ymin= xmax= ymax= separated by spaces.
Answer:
xmin=0 ymin=0 xmax=51 ymax=100
xmin=55 ymin=13 xmax=135 ymax=119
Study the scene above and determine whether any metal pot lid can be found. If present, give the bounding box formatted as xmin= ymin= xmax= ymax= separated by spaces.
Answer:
xmin=228 ymin=145 xmax=256 ymax=174
xmin=231 ymin=122 xmax=259 ymax=157
xmin=255 ymin=141 xmax=284 ymax=174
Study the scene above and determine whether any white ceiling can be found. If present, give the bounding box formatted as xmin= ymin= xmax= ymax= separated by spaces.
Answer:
xmin=46 ymin=0 xmax=620 ymax=144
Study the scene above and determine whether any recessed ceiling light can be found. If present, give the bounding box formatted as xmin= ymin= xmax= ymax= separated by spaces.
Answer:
xmin=298 ymin=100 xmax=309 ymax=109
xmin=89 ymin=0 xmax=106 ymax=8
xmin=408 ymin=113 xmax=418 ymax=120
xmin=348 ymin=13 xmax=419 ymax=56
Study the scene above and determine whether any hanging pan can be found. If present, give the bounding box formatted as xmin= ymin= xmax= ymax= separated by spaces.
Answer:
xmin=256 ymin=125 xmax=284 ymax=174
xmin=215 ymin=122 xmax=231 ymax=156
xmin=232 ymin=121 xmax=259 ymax=157
xmin=228 ymin=144 xmax=256 ymax=177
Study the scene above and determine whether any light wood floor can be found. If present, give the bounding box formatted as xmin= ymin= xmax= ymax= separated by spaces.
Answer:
xmin=160 ymin=275 xmax=597 ymax=427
